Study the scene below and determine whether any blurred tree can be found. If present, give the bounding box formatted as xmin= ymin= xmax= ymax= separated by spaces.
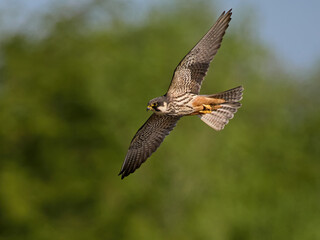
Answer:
xmin=0 ymin=1 xmax=319 ymax=240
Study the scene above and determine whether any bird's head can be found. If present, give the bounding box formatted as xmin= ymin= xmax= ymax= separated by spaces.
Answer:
xmin=147 ymin=96 xmax=168 ymax=114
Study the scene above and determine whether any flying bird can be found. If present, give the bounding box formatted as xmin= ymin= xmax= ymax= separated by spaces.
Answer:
xmin=119 ymin=9 xmax=243 ymax=179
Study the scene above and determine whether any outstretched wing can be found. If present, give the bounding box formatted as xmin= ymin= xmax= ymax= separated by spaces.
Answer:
xmin=167 ymin=9 xmax=232 ymax=97
xmin=119 ymin=114 xmax=180 ymax=179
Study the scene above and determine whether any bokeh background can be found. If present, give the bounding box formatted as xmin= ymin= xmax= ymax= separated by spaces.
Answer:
xmin=0 ymin=1 xmax=319 ymax=239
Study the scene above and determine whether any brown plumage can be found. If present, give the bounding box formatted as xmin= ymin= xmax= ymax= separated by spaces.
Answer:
xmin=119 ymin=114 xmax=180 ymax=178
xmin=119 ymin=9 xmax=243 ymax=179
xmin=167 ymin=9 xmax=233 ymax=96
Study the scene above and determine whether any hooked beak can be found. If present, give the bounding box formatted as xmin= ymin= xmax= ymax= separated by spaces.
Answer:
xmin=147 ymin=105 xmax=152 ymax=111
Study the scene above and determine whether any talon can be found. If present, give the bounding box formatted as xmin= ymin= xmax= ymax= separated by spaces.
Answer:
xmin=199 ymin=104 xmax=212 ymax=114
xmin=199 ymin=110 xmax=212 ymax=114
xmin=202 ymin=104 xmax=212 ymax=110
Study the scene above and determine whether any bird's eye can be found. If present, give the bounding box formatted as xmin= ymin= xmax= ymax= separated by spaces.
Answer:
xmin=152 ymin=103 xmax=158 ymax=107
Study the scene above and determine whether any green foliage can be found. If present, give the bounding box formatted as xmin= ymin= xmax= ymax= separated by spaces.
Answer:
xmin=0 ymin=2 xmax=319 ymax=240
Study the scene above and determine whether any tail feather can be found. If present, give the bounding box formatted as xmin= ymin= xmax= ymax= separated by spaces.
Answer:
xmin=206 ymin=85 xmax=243 ymax=102
xmin=199 ymin=86 xmax=243 ymax=131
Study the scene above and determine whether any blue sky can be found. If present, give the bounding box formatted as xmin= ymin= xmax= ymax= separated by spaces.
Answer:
xmin=218 ymin=0 xmax=320 ymax=72
xmin=0 ymin=0 xmax=319 ymax=73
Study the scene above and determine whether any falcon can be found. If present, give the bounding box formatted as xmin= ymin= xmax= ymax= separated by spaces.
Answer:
xmin=119 ymin=9 xmax=243 ymax=179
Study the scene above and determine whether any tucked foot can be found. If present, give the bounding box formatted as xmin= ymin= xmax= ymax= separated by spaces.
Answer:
xmin=199 ymin=104 xmax=212 ymax=114
xmin=199 ymin=110 xmax=212 ymax=114
xmin=202 ymin=104 xmax=212 ymax=110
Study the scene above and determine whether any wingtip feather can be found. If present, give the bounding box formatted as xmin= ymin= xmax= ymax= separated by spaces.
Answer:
xmin=119 ymin=169 xmax=126 ymax=179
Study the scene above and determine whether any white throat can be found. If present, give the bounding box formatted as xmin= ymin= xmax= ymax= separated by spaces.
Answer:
xmin=157 ymin=102 xmax=168 ymax=113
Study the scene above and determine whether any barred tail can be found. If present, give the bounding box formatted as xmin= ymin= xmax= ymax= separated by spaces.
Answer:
xmin=208 ymin=85 xmax=243 ymax=102
xmin=199 ymin=86 xmax=243 ymax=130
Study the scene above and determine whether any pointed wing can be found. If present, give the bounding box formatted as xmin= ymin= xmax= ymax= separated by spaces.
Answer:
xmin=167 ymin=9 xmax=232 ymax=97
xmin=119 ymin=114 xmax=180 ymax=179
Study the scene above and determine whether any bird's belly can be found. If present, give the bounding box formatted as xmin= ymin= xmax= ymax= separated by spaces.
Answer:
xmin=167 ymin=94 xmax=197 ymax=116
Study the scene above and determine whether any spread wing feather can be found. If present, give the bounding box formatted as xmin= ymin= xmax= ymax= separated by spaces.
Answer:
xmin=119 ymin=114 xmax=180 ymax=179
xmin=167 ymin=9 xmax=232 ymax=97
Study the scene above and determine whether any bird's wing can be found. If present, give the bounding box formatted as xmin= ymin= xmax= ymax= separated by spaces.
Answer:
xmin=167 ymin=9 xmax=232 ymax=97
xmin=119 ymin=114 xmax=180 ymax=179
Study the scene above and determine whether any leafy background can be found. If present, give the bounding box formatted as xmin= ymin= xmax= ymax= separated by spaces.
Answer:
xmin=0 ymin=1 xmax=319 ymax=239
